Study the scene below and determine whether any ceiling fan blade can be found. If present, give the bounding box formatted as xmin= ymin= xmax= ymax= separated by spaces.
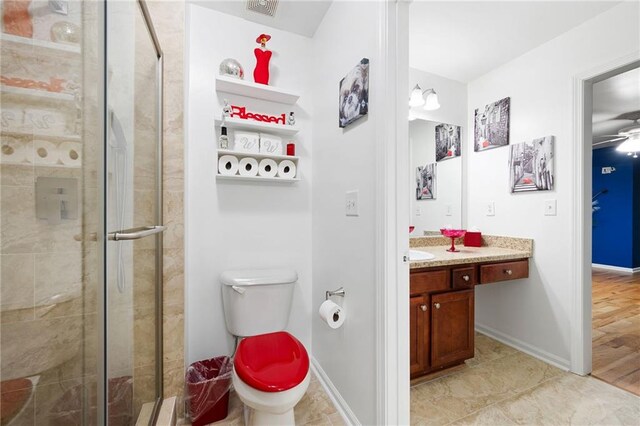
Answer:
xmin=593 ymin=137 xmax=627 ymax=146
xmin=594 ymin=134 xmax=625 ymax=138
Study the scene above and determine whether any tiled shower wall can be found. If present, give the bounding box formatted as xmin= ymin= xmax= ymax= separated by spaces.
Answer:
xmin=146 ymin=0 xmax=186 ymax=405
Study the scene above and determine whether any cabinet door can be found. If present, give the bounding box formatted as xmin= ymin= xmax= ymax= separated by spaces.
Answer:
xmin=431 ymin=290 xmax=474 ymax=369
xmin=410 ymin=295 xmax=430 ymax=376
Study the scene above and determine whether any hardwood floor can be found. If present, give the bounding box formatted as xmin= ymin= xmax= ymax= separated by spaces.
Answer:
xmin=592 ymin=268 xmax=640 ymax=396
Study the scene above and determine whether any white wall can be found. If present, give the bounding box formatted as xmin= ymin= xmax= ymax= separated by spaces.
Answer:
xmin=185 ymin=5 xmax=313 ymax=363
xmin=409 ymin=69 xmax=467 ymax=232
xmin=311 ymin=2 xmax=385 ymax=424
xmin=467 ymin=2 xmax=640 ymax=367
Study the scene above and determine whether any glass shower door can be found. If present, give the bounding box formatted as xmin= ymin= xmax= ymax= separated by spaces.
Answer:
xmin=105 ymin=0 xmax=163 ymax=423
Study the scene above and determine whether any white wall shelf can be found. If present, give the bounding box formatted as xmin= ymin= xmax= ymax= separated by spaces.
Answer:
xmin=216 ymin=149 xmax=299 ymax=183
xmin=1 ymin=86 xmax=76 ymax=104
xmin=214 ymin=117 xmax=299 ymax=136
xmin=1 ymin=130 xmax=81 ymax=142
xmin=216 ymin=174 xmax=299 ymax=183
xmin=0 ymin=33 xmax=81 ymax=57
xmin=215 ymin=75 xmax=300 ymax=105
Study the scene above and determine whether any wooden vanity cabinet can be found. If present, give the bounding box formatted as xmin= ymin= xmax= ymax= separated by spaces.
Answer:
xmin=410 ymin=258 xmax=528 ymax=379
xmin=431 ymin=289 xmax=474 ymax=369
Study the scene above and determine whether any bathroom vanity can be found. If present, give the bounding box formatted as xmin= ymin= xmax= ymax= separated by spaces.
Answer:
xmin=409 ymin=236 xmax=533 ymax=379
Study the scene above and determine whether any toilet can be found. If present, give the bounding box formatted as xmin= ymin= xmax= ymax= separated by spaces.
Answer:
xmin=221 ymin=269 xmax=310 ymax=425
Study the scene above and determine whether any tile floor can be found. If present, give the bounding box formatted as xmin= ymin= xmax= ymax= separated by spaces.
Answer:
xmin=190 ymin=372 xmax=344 ymax=426
xmin=411 ymin=333 xmax=640 ymax=425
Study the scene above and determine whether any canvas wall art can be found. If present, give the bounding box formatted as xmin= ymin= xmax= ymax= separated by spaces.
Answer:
xmin=416 ymin=163 xmax=437 ymax=200
xmin=339 ymin=58 xmax=369 ymax=128
xmin=509 ymin=136 xmax=554 ymax=193
xmin=474 ymin=97 xmax=510 ymax=151
xmin=435 ymin=123 xmax=461 ymax=162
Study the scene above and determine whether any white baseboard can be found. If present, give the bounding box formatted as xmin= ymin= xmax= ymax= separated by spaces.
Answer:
xmin=310 ymin=357 xmax=359 ymax=426
xmin=475 ymin=324 xmax=571 ymax=371
xmin=592 ymin=263 xmax=640 ymax=274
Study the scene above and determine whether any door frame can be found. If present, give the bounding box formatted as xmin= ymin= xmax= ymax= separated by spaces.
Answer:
xmin=570 ymin=52 xmax=640 ymax=375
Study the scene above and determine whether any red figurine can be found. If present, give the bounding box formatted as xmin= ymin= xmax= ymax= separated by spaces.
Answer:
xmin=254 ymin=34 xmax=272 ymax=85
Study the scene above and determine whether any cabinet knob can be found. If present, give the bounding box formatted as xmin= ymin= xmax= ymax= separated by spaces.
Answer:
xmin=462 ymin=275 xmax=470 ymax=282
xmin=504 ymin=269 xmax=513 ymax=275
xmin=420 ymin=304 xmax=427 ymax=312
xmin=434 ymin=302 xmax=441 ymax=309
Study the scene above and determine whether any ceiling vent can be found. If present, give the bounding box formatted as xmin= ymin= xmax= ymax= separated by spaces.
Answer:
xmin=247 ymin=0 xmax=278 ymax=17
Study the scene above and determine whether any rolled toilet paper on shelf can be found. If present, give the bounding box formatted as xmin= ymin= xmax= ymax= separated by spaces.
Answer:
xmin=34 ymin=140 xmax=60 ymax=166
xmin=218 ymin=155 xmax=239 ymax=176
xmin=59 ymin=141 xmax=81 ymax=168
xmin=238 ymin=157 xmax=259 ymax=177
xmin=319 ymin=300 xmax=345 ymax=329
xmin=277 ymin=159 xmax=296 ymax=179
xmin=258 ymin=158 xmax=278 ymax=178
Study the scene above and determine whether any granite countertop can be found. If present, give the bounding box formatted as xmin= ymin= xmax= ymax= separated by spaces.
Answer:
xmin=409 ymin=235 xmax=533 ymax=269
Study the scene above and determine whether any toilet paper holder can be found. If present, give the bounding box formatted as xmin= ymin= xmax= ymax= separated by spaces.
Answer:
xmin=325 ymin=287 xmax=345 ymax=301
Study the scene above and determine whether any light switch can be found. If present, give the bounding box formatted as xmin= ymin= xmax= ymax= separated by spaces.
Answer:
xmin=345 ymin=191 xmax=359 ymax=217
xmin=486 ymin=202 xmax=495 ymax=216
xmin=545 ymin=199 xmax=557 ymax=216
xmin=445 ymin=204 xmax=452 ymax=216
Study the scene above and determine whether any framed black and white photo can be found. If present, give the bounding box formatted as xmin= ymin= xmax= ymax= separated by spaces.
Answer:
xmin=339 ymin=58 xmax=369 ymax=128
xmin=474 ymin=97 xmax=510 ymax=151
xmin=509 ymin=136 xmax=554 ymax=193
xmin=416 ymin=163 xmax=436 ymax=200
xmin=435 ymin=123 xmax=461 ymax=162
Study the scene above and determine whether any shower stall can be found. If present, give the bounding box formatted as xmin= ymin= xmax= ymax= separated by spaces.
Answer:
xmin=1 ymin=0 xmax=165 ymax=424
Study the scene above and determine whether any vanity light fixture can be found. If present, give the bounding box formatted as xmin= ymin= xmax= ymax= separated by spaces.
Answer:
xmin=408 ymin=84 xmax=440 ymax=110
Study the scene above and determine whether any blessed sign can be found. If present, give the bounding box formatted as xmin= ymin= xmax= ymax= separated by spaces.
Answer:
xmin=231 ymin=105 xmax=286 ymax=126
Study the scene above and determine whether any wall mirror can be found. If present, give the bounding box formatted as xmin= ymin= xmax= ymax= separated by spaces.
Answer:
xmin=410 ymin=118 xmax=463 ymax=235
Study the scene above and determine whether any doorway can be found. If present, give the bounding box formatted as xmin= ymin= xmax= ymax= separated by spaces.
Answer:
xmin=589 ymin=67 xmax=640 ymax=395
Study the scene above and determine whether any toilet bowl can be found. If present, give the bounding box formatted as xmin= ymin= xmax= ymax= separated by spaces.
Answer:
xmin=232 ymin=331 xmax=310 ymax=425
xmin=220 ymin=269 xmax=309 ymax=425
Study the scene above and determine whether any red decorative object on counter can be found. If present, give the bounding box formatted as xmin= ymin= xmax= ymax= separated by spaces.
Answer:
xmin=254 ymin=34 xmax=272 ymax=85
xmin=286 ymin=142 xmax=295 ymax=156
xmin=464 ymin=231 xmax=482 ymax=247
xmin=440 ymin=228 xmax=466 ymax=252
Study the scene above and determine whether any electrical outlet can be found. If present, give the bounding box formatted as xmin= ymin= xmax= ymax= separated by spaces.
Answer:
xmin=415 ymin=206 xmax=421 ymax=216
xmin=601 ymin=167 xmax=616 ymax=174
xmin=544 ymin=199 xmax=557 ymax=216
xmin=346 ymin=191 xmax=359 ymax=216
xmin=486 ymin=201 xmax=495 ymax=216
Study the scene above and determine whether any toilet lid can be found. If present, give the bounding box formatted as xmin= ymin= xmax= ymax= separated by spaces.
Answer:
xmin=234 ymin=331 xmax=309 ymax=392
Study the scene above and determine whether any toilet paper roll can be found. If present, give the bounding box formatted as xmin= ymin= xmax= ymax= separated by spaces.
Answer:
xmin=59 ymin=141 xmax=81 ymax=168
xmin=218 ymin=155 xmax=239 ymax=176
xmin=1 ymin=137 xmax=28 ymax=164
xmin=319 ymin=300 xmax=345 ymax=329
xmin=277 ymin=159 xmax=296 ymax=179
xmin=258 ymin=158 xmax=278 ymax=178
xmin=34 ymin=140 xmax=60 ymax=166
xmin=238 ymin=157 xmax=259 ymax=177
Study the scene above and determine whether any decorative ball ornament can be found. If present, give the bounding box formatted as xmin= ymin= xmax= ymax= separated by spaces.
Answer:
xmin=219 ymin=58 xmax=244 ymax=80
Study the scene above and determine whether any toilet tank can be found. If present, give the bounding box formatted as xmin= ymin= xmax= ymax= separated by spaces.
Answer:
xmin=221 ymin=269 xmax=298 ymax=337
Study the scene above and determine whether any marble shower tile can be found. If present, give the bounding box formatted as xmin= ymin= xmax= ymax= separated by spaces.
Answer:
xmin=1 ymin=253 xmax=35 ymax=313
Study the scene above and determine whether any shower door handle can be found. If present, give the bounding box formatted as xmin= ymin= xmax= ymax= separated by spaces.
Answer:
xmin=108 ymin=225 xmax=166 ymax=241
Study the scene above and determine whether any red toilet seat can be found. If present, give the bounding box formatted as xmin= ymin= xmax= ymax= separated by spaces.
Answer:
xmin=234 ymin=331 xmax=309 ymax=392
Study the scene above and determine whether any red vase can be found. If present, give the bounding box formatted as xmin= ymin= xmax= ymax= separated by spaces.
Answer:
xmin=3 ymin=0 xmax=33 ymax=38
xmin=254 ymin=48 xmax=272 ymax=85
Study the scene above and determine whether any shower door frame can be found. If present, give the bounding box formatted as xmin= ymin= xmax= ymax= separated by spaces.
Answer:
xmin=98 ymin=0 xmax=164 ymax=423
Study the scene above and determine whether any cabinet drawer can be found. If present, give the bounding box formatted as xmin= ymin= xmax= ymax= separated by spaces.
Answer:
xmin=411 ymin=270 xmax=450 ymax=295
xmin=480 ymin=260 xmax=528 ymax=284
xmin=452 ymin=266 xmax=477 ymax=289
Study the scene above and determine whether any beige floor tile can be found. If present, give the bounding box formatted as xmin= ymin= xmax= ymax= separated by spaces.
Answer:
xmin=489 ymin=374 xmax=640 ymax=426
